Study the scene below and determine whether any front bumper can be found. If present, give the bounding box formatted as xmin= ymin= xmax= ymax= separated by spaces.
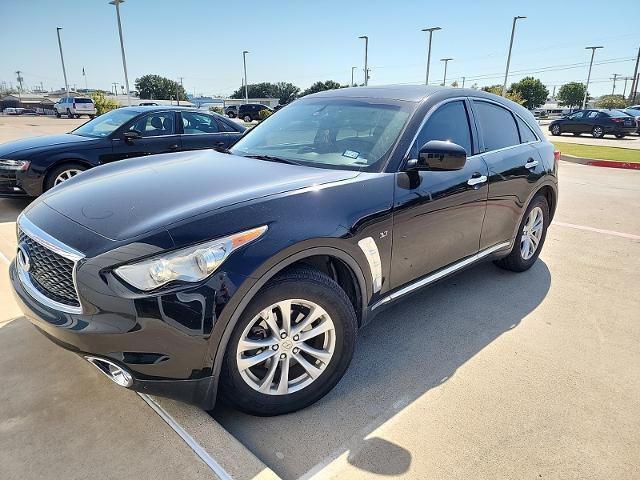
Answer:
xmin=9 ymin=254 xmax=244 ymax=409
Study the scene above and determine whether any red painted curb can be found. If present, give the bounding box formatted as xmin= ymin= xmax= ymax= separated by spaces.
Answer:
xmin=560 ymin=155 xmax=640 ymax=170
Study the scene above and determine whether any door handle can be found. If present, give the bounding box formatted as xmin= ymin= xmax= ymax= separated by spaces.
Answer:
xmin=169 ymin=144 xmax=179 ymax=150
xmin=525 ymin=159 xmax=539 ymax=169
xmin=467 ymin=174 xmax=487 ymax=186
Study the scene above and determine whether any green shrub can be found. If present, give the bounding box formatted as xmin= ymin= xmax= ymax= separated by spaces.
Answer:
xmin=209 ymin=106 xmax=224 ymax=115
xmin=91 ymin=92 xmax=119 ymax=115
xmin=595 ymin=95 xmax=628 ymax=109
xmin=258 ymin=109 xmax=272 ymax=120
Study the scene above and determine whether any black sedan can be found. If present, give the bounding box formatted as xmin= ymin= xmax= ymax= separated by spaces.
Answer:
xmin=0 ymin=106 xmax=245 ymax=197
xmin=10 ymin=85 xmax=557 ymax=415
xmin=549 ymin=109 xmax=636 ymax=138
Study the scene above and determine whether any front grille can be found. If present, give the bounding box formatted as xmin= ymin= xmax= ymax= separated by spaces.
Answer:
xmin=18 ymin=229 xmax=80 ymax=307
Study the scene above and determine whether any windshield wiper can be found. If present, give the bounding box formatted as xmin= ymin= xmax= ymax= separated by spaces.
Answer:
xmin=242 ymin=154 xmax=302 ymax=166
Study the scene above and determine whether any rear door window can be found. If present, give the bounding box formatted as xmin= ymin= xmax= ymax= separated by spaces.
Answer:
xmin=181 ymin=112 xmax=220 ymax=134
xmin=129 ymin=112 xmax=176 ymax=137
xmin=474 ymin=101 xmax=520 ymax=151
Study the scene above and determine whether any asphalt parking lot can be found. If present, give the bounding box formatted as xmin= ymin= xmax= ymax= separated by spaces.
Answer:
xmin=1 ymin=116 xmax=639 ymax=479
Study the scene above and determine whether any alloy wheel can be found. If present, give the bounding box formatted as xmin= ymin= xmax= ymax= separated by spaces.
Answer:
xmin=592 ymin=126 xmax=603 ymax=138
xmin=520 ymin=206 xmax=544 ymax=260
xmin=54 ymin=169 xmax=82 ymax=186
xmin=551 ymin=125 xmax=560 ymax=135
xmin=236 ymin=299 xmax=336 ymax=395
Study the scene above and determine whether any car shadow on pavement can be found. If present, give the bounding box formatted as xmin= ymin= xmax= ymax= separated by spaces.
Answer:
xmin=0 ymin=198 xmax=32 ymax=223
xmin=212 ymin=259 xmax=552 ymax=480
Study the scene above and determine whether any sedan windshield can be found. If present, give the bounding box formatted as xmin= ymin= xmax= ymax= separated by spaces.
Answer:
xmin=72 ymin=109 xmax=139 ymax=137
xmin=230 ymin=98 xmax=412 ymax=171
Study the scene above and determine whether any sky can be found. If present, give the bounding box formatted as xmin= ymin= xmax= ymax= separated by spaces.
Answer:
xmin=2 ymin=0 xmax=639 ymax=99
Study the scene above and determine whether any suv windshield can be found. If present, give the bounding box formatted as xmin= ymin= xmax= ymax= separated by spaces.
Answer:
xmin=72 ymin=109 xmax=139 ymax=137
xmin=230 ymin=98 xmax=412 ymax=171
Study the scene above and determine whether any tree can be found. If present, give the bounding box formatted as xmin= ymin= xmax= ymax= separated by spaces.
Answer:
xmin=273 ymin=82 xmax=300 ymax=105
xmin=300 ymin=80 xmax=343 ymax=97
xmin=90 ymin=92 xmax=119 ymax=115
xmin=508 ymin=76 xmax=548 ymax=109
xmin=481 ymin=84 xmax=525 ymax=105
xmin=450 ymin=80 xmax=459 ymax=88
xmin=134 ymin=74 xmax=187 ymax=101
xmin=595 ymin=95 xmax=628 ymax=109
xmin=556 ymin=82 xmax=587 ymax=111
xmin=229 ymin=82 xmax=300 ymax=104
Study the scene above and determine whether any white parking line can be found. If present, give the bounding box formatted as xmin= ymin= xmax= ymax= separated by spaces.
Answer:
xmin=553 ymin=221 xmax=640 ymax=241
xmin=137 ymin=393 xmax=234 ymax=480
xmin=0 ymin=250 xmax=9 ymax=265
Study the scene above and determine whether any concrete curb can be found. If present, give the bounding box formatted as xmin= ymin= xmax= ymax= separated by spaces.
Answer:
xmin=560 ymin=154 xmax=640 ymax=170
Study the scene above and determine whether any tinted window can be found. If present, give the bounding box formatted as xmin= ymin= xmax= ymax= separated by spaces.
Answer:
xmin=474 ymin=101 xmax=520 ymax=151
xmin=516 ymin=117 xmax=538 ymax=143
xmin=130 ymin=112 xmax=175 ymax=137
xmin=75 ymin=98 xmax=93 ymax=104
xmin=568 ymin=111 xmax=585 ymax=120
xmin=218 ymin=119 xmax=238 ymax=132
xmin=415 ymin=100 xmax=472 ymax=155
xmin=181 ymin=112 xmax=219 ymax=134
xmin=605 ymin=110 xmax=632 ymax=118
xmin=587 ymin=111 xmax=599 ymax=119
xmin=72 ymin=109 xmax=139 ymax=137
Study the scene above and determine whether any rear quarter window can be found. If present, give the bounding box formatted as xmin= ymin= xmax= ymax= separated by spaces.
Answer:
xmin=516 ymin=117 xmax=538 ymax=143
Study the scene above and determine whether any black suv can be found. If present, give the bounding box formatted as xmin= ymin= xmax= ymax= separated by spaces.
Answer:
xmin=549 ymin=109 xmax=636 ymax=138
xmin=10 ymin=86 xmax=558 ymax=416
xmin=238 ymin=103 xmax=272 ymax=122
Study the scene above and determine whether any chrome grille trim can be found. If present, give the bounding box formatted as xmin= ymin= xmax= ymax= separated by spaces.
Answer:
xmin=17 ymin=214 xmax=84 ymax=314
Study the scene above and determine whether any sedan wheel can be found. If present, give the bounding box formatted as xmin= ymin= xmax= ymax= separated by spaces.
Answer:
xmin=592 ymin=126 xmax=604 ymax=138
xmin=236 ymin=299 xmax=336 ymax=395
xmin=54 ymin=168 xmax=83 ymax=186
xmin=550 ymin=124 xmax=561 ymax=136
xmin=520 ymin=206 xmax=544 ymax=260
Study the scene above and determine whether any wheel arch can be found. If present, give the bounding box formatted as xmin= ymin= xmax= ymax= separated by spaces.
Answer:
xmin=43 ymin=158 xmax=93 ymax=182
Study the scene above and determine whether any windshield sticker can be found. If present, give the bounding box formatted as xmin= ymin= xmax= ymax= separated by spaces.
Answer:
xmin=342 ymin=150 xmax=360 ymax=159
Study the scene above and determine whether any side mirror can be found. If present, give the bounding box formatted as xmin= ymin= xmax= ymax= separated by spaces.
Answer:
xmin=406 ymin=140 xmax=467 ymax=171
xmin=123 ymin=130 xmax=142 ymax=142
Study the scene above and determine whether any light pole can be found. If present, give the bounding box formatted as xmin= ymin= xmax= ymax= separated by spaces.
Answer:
xmin=56 ymin=28 xmax=69 ymax=95
xmin=351 ymin=66 xmax=357 ymax=87
xmin=582 ymin=46 xmax=603 ymax=109
xmin=440 ymin=58 xmax=452 ymax=86
xmin=242 ymin=50 xmax=249 ymax=104
xmin=502 ymin=16 xmax=526 ymax=96
xmin=358 ymin=36 xmax=369 ymax=86
xmin=421 ymin=27 xmax=441 ymax=85
xmin=109 ymin=0 xmax=131 ymax=105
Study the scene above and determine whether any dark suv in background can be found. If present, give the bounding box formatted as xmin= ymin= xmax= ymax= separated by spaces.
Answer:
xmin=549 ymin=109 xmax=636 ymax=138
xmin=10 ymin=86 xmax=558 ymax=416
xmin=238 ymin=103 xmax=272 ymax=122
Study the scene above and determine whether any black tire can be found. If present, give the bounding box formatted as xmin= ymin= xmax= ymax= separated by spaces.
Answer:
xmin=591 ymin=125 xmax=604 ymax=138
xmin=66 ymin=109 xmax=73 ymax=118
xmin=243 ymin=115 xmax=252 ymax=123
xmin=615 ymin=134 xmax=625 ymax=139
xmin=74 ymin=114 xmax=81 ymax=119
xmin=572 ymin=132 xmax=581 ymax=136
xmin=227 ymin=112 xmax=236 ymax=118
xmin=55 ymin=111 xmax=61 ymax=118
xmin=88 ymin=115 xmax=95 ymax=119
xmin=550 ymin=124 xmax=561 ymax=136
xmin=44 ymin=162 xmax=87 ymax=191
xmin=219 ymin=267 xmax=357 ymax=416
xmin=494 ymin=194 xmax=549 ymax=272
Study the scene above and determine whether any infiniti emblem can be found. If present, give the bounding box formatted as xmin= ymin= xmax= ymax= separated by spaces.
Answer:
xmin=17 ymin=243 xmax=31 ymax=272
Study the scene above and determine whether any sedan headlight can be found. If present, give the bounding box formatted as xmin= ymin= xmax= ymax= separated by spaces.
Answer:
xmin=115 ymin=225 xmax=267 ymax=291
xmin=0 ymin=159 xmax=30 ymax=171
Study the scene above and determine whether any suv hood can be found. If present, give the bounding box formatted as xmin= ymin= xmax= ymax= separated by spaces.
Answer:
xmin=0 ymin=134 xmax=99 ymax=157
xmin=41 ymin=150 xmax=358 ymax=241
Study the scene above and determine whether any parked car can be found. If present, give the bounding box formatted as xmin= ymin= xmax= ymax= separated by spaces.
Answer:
xmin=9 ymin=86 xmax=557 ymax=415
xmin=3 ymin=107 xmax=18 ymax=115
xmin=621 ymin=108 xmax=640 ymax=134
xmin=0 ymin=106 xmax=245 ymax=197
xmin=20 ymin=108 xmax=38 ymax=116
xmin=138 ymin=101 xmax=159 ymax=106
xmin=54 ymin=96 xmax=97 ymax=118
xmin=225 ymin=105 xmax=238 ymax=118
xmin=238 ymin=103 xmax=272 ymax=122
xmin=549 ymin=109 xmax=636 ymax=138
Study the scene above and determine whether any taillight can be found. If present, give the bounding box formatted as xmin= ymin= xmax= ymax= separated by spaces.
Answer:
xmin=554 ymin=150 xmax=561 ymax=163
xmin=73 ymin=102 xmax=76 ymax=109
xmin=611 ymin=118 xmax=623 ymax=123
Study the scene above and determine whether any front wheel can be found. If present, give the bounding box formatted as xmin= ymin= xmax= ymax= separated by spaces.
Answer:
xmin=243 ymin=115 xmax=252 ymax=123
xmin=45 ymin=163 xmax=87 ymax=191
xmin=219 ymin=268 xmax=357 ymax=416
xmin=88 ymin=115 xmax=95 ymax=119
xmin=494 ymin=194 xmax=549 ymax=272
xmin=592 ymin=125 xmax=604 ymax=138
xmin=550 ymin=124 xmax=561 ymax=136
xmin=55 ymin=111 xmax=61 ymax=118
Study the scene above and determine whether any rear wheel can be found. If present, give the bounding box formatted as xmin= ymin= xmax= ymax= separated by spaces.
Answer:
xmin=592 ymin=125 xmax=604 ymax=138
xmin=494 ymin=195 xmax=549 ymax=272
xmin=88 ymin=115 xmax=95 ymax=119
xmin=45 ymin=163 xmax=87 ymax=191
xmin=227 ymin=111 xmax=236 ymax=118
xmin=219 ymin=268 xmax=357 ymax=416
xmin=66 ymin=108 xmax=73 ymax=118
xmin=615 ymin=133 xmax=625 ymax=139
xmin=550 ymin=124 xmax=561 ymax=136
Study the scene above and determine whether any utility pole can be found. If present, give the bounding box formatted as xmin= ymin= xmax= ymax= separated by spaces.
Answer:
xmin=422 ymin=27 xmax=441 ymax=85
xmin=351 ymin=66 xmax=357 ymax=87
xmin=582 ymin=46 xmax=603 ymax=110
xmin=56 ymin=28 xmax=69 ymax=95
xmin=502 ymin=16 xmax=526 ymax=96
xmin=611 ymin=74 xmax=621 ymax=95
xmin=109 ymin=0 xmax=131 ymax=106
xmin=440 ymin=58 xmax=453 ymax=86
xmin=82 ymin=68 xmax=88 ymax=91
xmin=358 ymin=36 xmax=369 ymax=86
xmin=622 ymin=76 xmax=632 ymax=98
xmin=242 ymin=51 xmax=249 ymax=104
xmin=15 ymin=71 xmax=23 ymax=101
xmin=629 ymin=46 xmax=640 ymax=102
xmin=462 ymin=76 xmax=465 ymax=88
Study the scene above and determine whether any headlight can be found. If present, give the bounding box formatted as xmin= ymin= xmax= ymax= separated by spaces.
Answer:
xmin=114 ymin=225 xmax=267 ymax=291
xmin=0 ymin=159 xmax=30 ymax=171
